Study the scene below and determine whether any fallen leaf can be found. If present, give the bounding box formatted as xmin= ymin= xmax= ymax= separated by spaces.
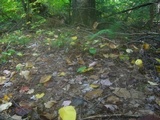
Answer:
xmin=66 ymin=58 xmax=74 ymax=65
xmin=155 ymin=58 xmax=160 ymax=63
xmin=25 ymin=62 xmax=34 ymax=68
xmin=89 ymin=61 xmax=97 ymax=67
xmin=90 ymin=84 xmax=99 ymax=89
xmin=106 ymin=96 xmax=120 ymax=104
xmin=11 ymin=115 xmax=22 ymax=120
xmin=81 ymin=84 xmax=93 ymax=93
xmin=20 ymin=70 xmax=30 ymax=80
xmin=135 ymin=59 xmax=143 ymax=68
xmin=148 ymin=81 xmax=158 ymax=86
xmin=3 ymin=70 xmax=11 ymax=75
xmin=44 ymin=100 xmax=57 ymax=108
xmin=130 ymin=89 xmax=144 ymax=99
xmin=71 ymin=98 xmax=84 ymax=107
xmin=126 ymin=49 xmax=133 ymax=53
xmin=119 ymin=54 xmax=129 ymax=61
xmin=59 ymin=106 xmax=76 ymax=120
xmin=15 ymin=106 xmax=31 ymax=116
xmin=19 ymin=86 xmax=30 ymax=93
xmin=84 ymin=89 xmax=103 ymax=100
xmin=113 ymin=88 xmax=131 ymax=99
xmin=42 ymin=113 xmax=55 ymax=120
xmin=0 ymin=76 xmax=6 ymax=85
xmin=27 ymin=89 xmax=34 ymax=94
xmin=3 ymin=82 xmax=13 ymax=87
xmin=2 ymin=94 xmax=12 ymax=102
xmin=58 ymin=72 xmax=66 ymax=77
xmin=16 ymin=63 xmax=24 ymax=71
xmin=35 ymin=93 xmax=45 ymax=99
xmin=89 ymin=75 xmax=99 ymax=80
xmin=89 ymin=48 xmax=97 ymax=55
xmin=108 ymin=43 xmax=118 ymax=49
xmin=71 ymin=36 xmax=77 ymax=40
xmin=77 ymin=66 xmax=87 ymax=73
xmin=39 ymin=75 xmax=52 ymax=83
xmin=109 ymin=53 xmax=119 ymax=59
xmin=142 ymin=43 xmax=150 ymax=50
xmin=104 ymin=104 xmax=118 ymax=112
xmin=155 ymin=98 xmax=160 ymax=106
xmin=17 ymin=52 xmax=23 ymax=56
xmin=103 ymin=54 xmax=109 ymax=58
xmin=100 ymin=79 xmax=112 ymax=86
xmin=62 ymin=100 xmax=72 ymax=106
xmin=0 ymin=102 xmax=12 ymax=112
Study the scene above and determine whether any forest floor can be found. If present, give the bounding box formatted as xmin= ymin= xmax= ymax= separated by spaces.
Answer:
xmin=0 ymin=26 xmax=160 ymax=120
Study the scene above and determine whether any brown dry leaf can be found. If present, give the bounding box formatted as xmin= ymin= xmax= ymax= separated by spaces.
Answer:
xmin=106 ymin=95 xmax=120 ymax=104
xmin=76 ymin=55 xmax=85 ymax=65
xmin=155 ymin=98 xmax=160 ymax=106
xmin=0 ymin=76 xmax=6 ymax=85
xmin=89 ymin=75 xmax=99 ymax=80
xmin=113 ymin=88 xmax=131 ymax=99
xmin=109 ymin=53 xmax=119 ymax=59
xmin=103 ymin=54 xmax=109 ymax=58
xmin=20 ymin=70 xmax=30 ymax=80
xmin=84 ymin=89 xmax=103 ymax=100
xmin=39 ymin=75 xmax=52 ymax=83
xmin=42 ymin=113 xmax=55 ymax=120
xmin=130 ymin=89 xmax=144 ymax=99
xmin=107 ymin=43 xmax=118 ymax=49
xmin=44 ymin=100 xmax=57 ymax=108
xmin=25 ymin=61 xmax=34 ymax=68
xmin=93 ymin=21 xmax=99 ymax=30
xmin=58 ymin=72 xmax=66 ymax=77
xmin=66 ymin=58 xmax=73 ymax=65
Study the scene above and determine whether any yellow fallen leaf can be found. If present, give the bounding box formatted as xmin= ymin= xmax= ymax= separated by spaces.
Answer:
xmin=0 ymin=76 xmax=6 ymax=85
xmin=39 ymin=75 xmax=52 ymax=83
xmin=59 ymin=106 xmax=76 ymax=120
xmin=35 ymin=93 xmax=45 ymax=99
xmin=155 ymin=58 xmax=160 ymax=63
xmin=58 ymin=72 xmax=66 ymax=77
xmin=71 ymin=36 xmax=77 ymax=40
xmin=135 ymin=59 xmax=143 ymax=67
xmin=3 ymin=94 xmax=12 ymax=102
xmin=142 ymin=43 xmax=150 ymax=50
xmin=155 ymin=65 xmax=160 ymax=73
xmin=90 ymin=84 xmax=99 ymax=88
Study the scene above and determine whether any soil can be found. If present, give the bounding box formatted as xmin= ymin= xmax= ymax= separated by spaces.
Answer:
xmin=0 ymin=27 xmax=160 ymax=120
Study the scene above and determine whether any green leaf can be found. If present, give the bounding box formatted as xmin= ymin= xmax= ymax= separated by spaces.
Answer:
xmin=77 ymin=66 xmax=87 ymax=73
xmin=119 ymin=54 xmax=129 ymax=61
xmin=89 ymin=48 xmax=97 ymax=55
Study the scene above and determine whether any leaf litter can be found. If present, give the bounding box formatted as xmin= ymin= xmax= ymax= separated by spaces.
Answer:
xmin=0 ymin=27 xmax=160 ymax=120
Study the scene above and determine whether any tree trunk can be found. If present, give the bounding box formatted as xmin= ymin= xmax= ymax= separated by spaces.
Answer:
xmin=71 ymin=0 xmax=96 ymax=26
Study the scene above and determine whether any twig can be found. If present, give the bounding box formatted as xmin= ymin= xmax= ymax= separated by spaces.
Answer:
xmin=82 ymin=114 xmax=141 ymax=120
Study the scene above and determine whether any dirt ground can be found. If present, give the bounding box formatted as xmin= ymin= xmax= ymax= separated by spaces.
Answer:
xmin=0 ymin=27 xmax=160 ymax=120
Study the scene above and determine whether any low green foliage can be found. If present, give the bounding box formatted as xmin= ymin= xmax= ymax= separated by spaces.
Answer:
xmin=89 ymin=47 xmax=97 ymax=55
xmin=1 ymin=30 xmax=31 ymax=46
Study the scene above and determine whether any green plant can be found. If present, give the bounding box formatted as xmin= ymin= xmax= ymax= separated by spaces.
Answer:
xmin=0 ymin=30 xmax=31 ymax=46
